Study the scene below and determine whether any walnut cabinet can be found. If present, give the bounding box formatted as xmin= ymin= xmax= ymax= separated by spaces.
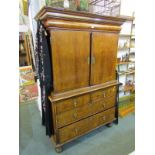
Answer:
xmin=35 ymin=7 xmax=126 ymax=153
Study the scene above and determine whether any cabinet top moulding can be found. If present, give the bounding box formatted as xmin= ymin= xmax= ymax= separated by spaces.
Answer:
xmin=35 ymin=6 xmax=129 ymax=32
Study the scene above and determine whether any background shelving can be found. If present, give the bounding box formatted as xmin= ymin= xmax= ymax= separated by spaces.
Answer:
xmin=19 ymin=32 xmax=33 ymax=67
xmin=117 ymin=12 xmax=135 ymax=117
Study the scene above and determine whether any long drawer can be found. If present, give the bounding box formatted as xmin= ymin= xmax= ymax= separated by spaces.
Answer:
xmin=58 ymin=107 xmax=115 ymax=144
xmin=55 ymin=86 xmax=116 ymax=115
xmin=56 ymin=96 xmax=115 ymax=128
xmin=56 ymin=103 xmax=92 ymax=128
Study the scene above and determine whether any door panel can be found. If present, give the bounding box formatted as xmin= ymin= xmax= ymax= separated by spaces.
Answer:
xmin=90 ymin=32 xmax=118 ymax=85
xmin=51 ymin=30 xmax=90 ymax=93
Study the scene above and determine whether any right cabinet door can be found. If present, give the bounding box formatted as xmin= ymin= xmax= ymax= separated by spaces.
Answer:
xmin=90 ymin=32 xmax=119 ymax=85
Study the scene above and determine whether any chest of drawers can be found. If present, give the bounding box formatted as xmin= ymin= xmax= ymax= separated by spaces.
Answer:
xmin=35 ymin=6 xmax=126 ymax=153
xmin=49 ymin=84 xmax=119 ymax=152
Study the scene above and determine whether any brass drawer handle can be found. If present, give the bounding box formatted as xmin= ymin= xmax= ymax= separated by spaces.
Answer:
xmin=56 ymin=119 xmax=58 ymax=125
xmin=89 ymin=101 xmax=93 ymax=105
xmin=103 ymin=92 xmax=106 ymax=98
xmin=112 ymin=87 xmax=115 ymax=92
xmin=73 ymin=99 xmax=77 ymax=107
xmin=89 ymin=116 xmax=93 ymax=121
xmin=102 ymin=103 xmax=106 ymax=108
xmin=102 ymin=116 xmax=106 ymax=121
xmin=73 ymin=113 xmax=77 ymax=119
xmin=75 ymin=128 xmax=78 ymax=135
xmin=110 ymin=114 xmax=114 ymax=118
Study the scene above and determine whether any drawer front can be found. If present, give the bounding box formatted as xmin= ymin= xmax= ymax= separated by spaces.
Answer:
xmin=90 ymin=107 xmax=115 ymax=129
xmin=58 ymin=115 xmax=90 ymax=143
xmin=91 ymin=86 xmax=116 ymax=102
xmin=56 ymin=104 xmax=92 ymax=128
xmin=91 ymin=96 xmax=116 ymax=115
xmin=58 ymin=107 xmax=115 ymax=143
xmin=55 ymin=94 xmax=90 ymax=114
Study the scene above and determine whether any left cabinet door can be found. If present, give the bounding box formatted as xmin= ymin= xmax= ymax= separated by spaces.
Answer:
xmin=50 ymin=30 xmax=90 ymax=93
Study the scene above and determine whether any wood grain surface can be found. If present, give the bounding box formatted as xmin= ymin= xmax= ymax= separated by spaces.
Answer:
xmin=51 ymin=30 xmax=90 ymax=93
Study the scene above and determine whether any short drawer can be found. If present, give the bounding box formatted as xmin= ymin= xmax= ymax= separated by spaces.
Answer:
xmin=58 ymin=107 xmax=115 ymax=144
xmin=55 ymin=94 xmax=90 ymax=114
xmin=93 ymin=107 xmax=115 ymax=128
xmin=91 ymin=86 xmax=116 ymax=102
xmin=91 ymin=96 xmax=116 ymax=115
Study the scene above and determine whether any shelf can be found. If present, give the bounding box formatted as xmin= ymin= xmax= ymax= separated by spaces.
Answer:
xmin=130 ymin=47 xmax=135 ymax=50
xmin=124 ymin=85 xmax=135 ymax=92
xmin=119 ymin=34 xmax=135 ymax=38
xmin=131 ymin=34 xmax=135 ymax=37
xmin=119 ymin=103 xmax=135 ymax=117
xmin=128 ymin=67 xmax=135 ymax=70
xmin=119 ymin=94 xmax=135 ymax=103
xmin=126 ymin=70 xmax=135 ymax=75
xmin=117 ymin=61 xmax=135 ymax=65
xmin=119 ymin=85 xmax=135 ymax=92
xmin=118 ymin=71 xmax=126 ymax=75
xmin=119 ymin=34 xmax=131 ymax=37
xmin=118 ymin=70 xmax=135 ymax=75
xmin=118 ymin=46 xmax=135 ymax=50
xmin=118 ymin=47 xmax=130 ymax=50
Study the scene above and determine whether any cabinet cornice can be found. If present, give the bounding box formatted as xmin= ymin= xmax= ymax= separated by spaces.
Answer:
xmin=35 ymin=6 xmax=128 ymax=32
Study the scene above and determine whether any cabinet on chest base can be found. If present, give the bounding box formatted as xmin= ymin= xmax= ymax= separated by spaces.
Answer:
xmin=35 ymin=7 xmax=126 ymax=153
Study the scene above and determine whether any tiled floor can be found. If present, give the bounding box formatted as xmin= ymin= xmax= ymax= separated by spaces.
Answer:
xmin=19 ymin=101 xmax=135 ymax=155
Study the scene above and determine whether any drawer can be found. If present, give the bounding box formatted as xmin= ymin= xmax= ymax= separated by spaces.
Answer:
xmin=91 ymin=96 xmax=116 ymax=115
xmin=91 ymin=86 xmax=116 ymax=102
xmin=55 ymin=94 xmax=90 ymax=114
xmin=92 ymin=107 xmax=115 ymax=128
xmin=56 ymin=104 xmax=92 ymax=128
xmin=58 ymin=116 xmax=90 ymax=143
xmin=58 ymin=107 xmax=115 ymax=143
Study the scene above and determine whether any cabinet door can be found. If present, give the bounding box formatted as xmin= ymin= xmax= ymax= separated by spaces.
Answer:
xmin=51 ymin=30 xmax=90 ymax=93
xmin=90 ymin=32 xmax=118 ymax=85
